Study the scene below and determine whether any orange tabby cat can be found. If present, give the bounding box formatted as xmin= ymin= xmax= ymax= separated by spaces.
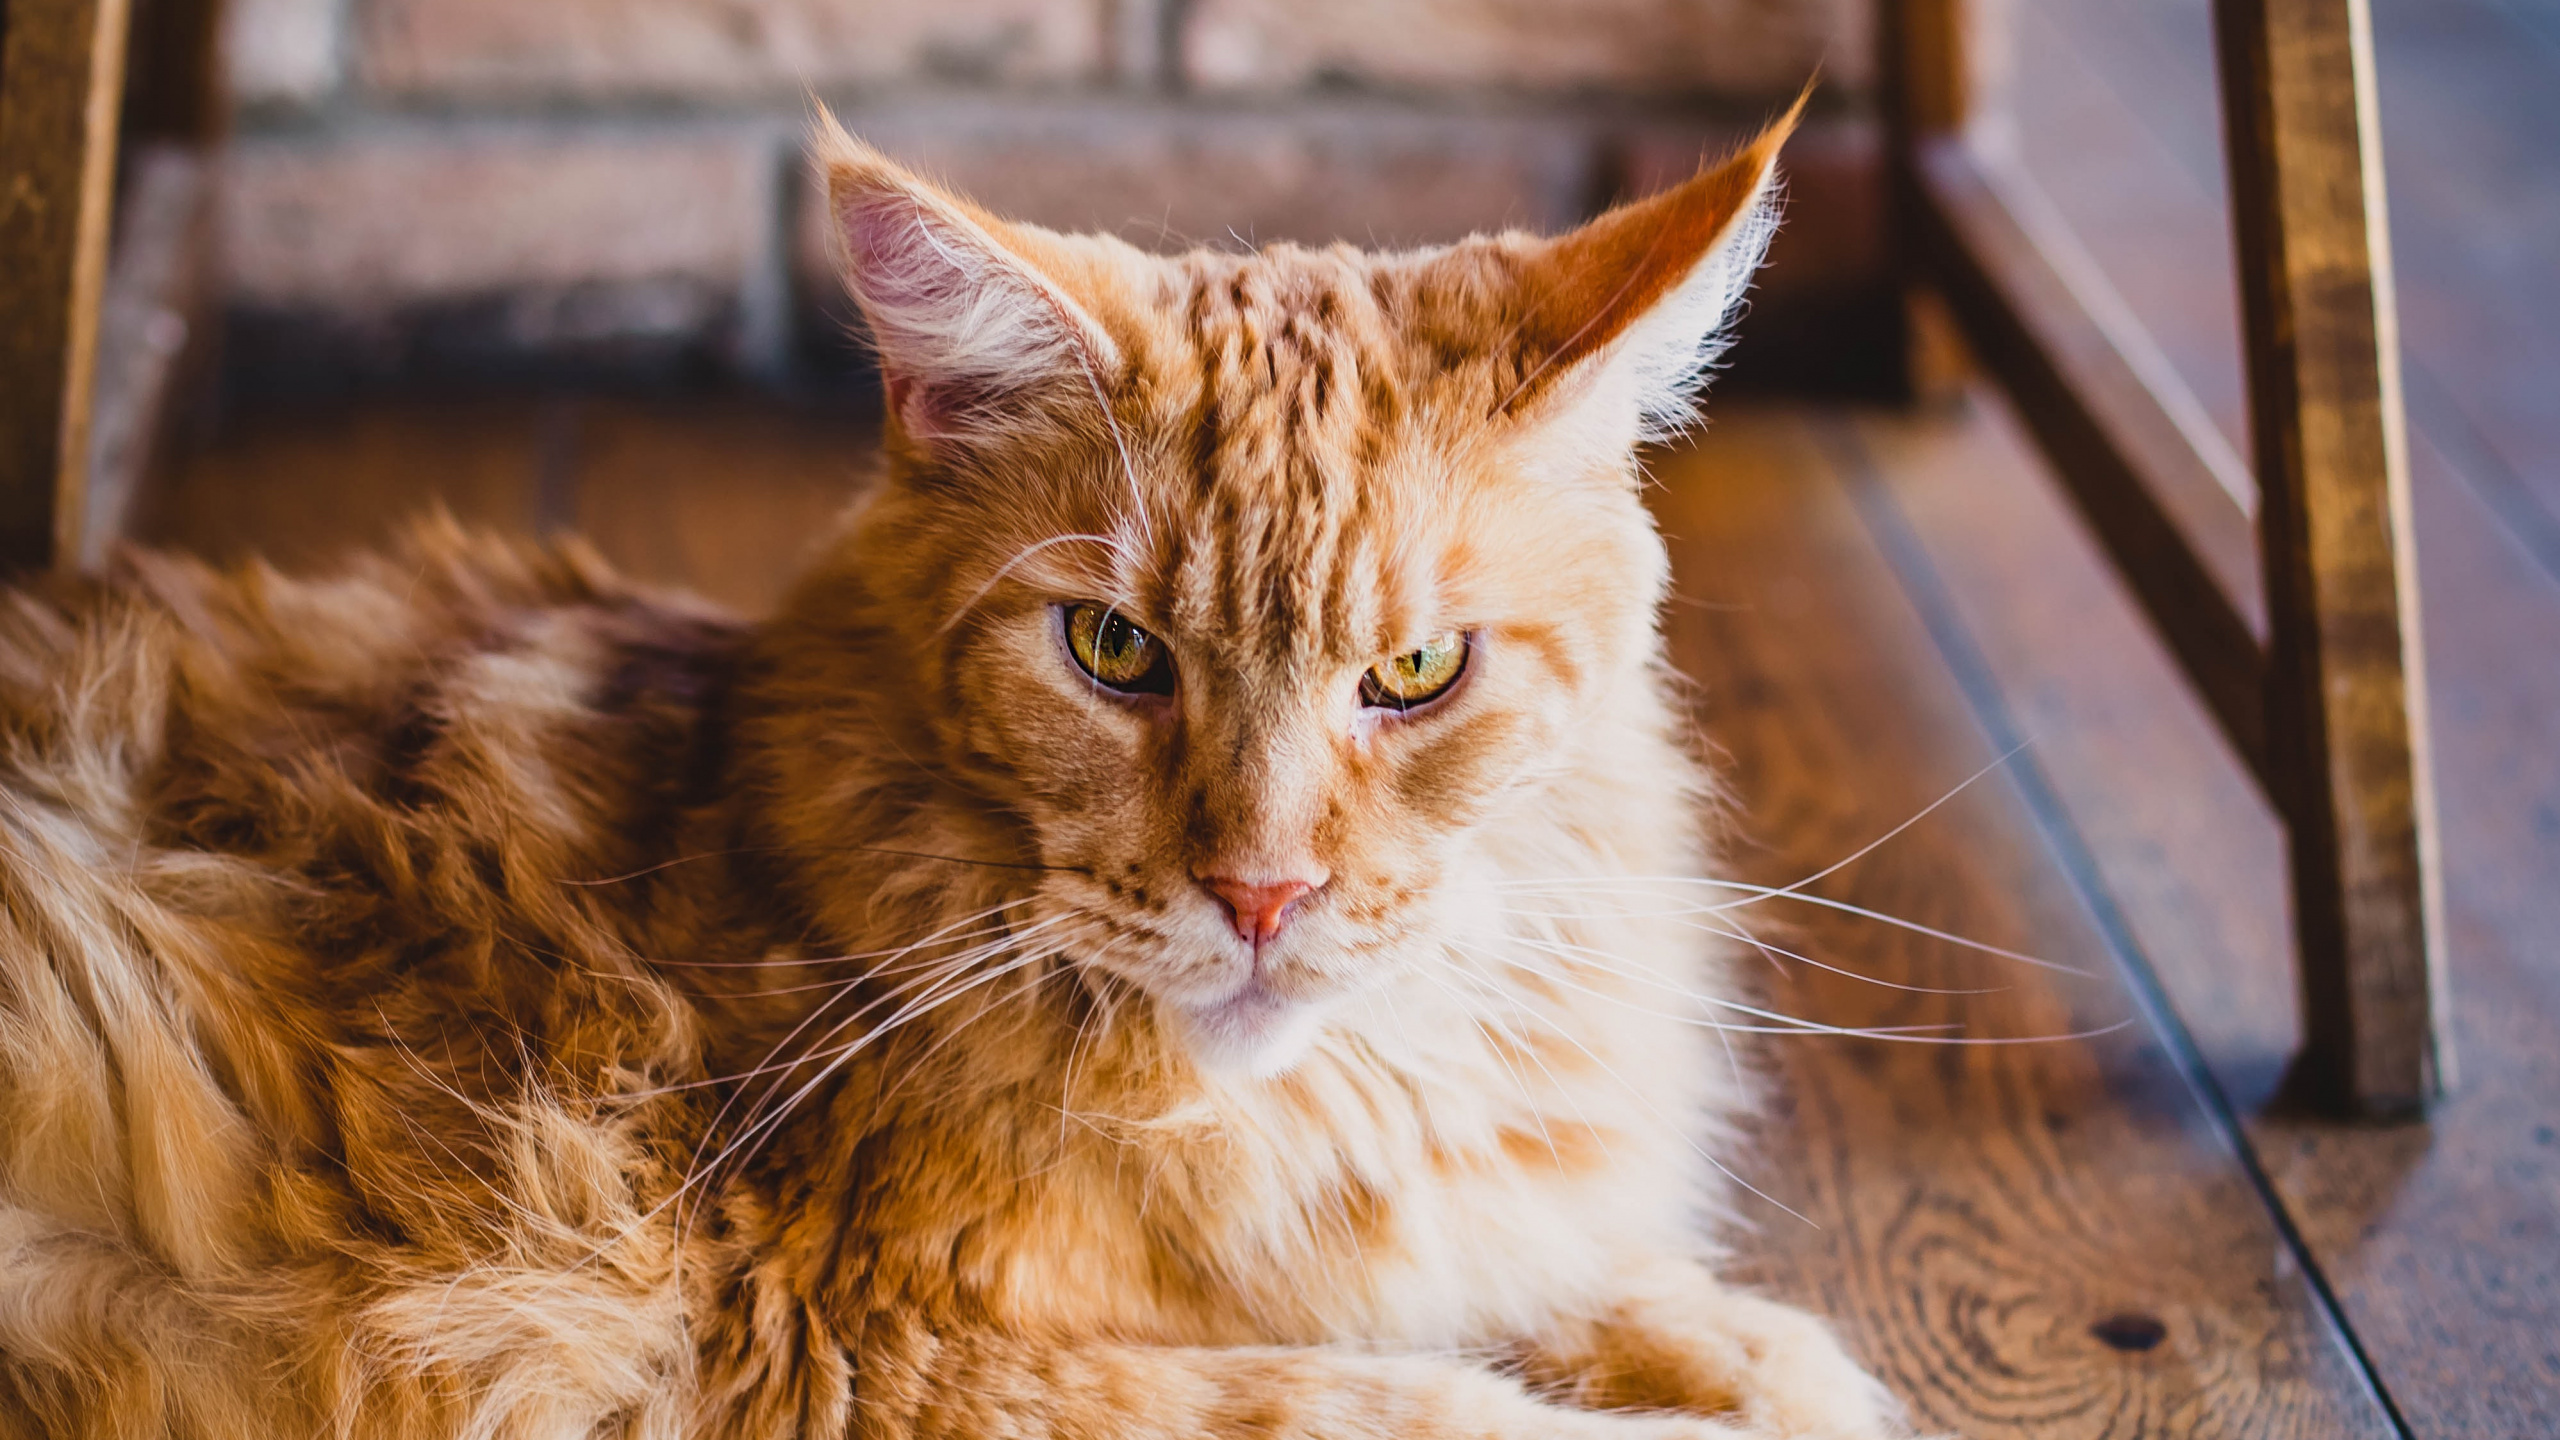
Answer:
xmin=0 ymin=101 xmax=1904 ymax=1438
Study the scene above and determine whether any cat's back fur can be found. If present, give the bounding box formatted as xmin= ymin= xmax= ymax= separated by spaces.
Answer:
xmin=0 ymin=527 xmax=749 ymax=1434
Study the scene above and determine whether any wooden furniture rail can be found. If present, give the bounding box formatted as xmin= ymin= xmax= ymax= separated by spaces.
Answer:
xmin=1884 ymin=0 xmax=2447 ymax=1117
xmin=0 ymin=0 xmax=219 ymax=572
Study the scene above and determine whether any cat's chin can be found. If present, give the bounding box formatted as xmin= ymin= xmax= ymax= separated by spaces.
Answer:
xmin=1167 ymin=980 xmax=1330 ymax=1079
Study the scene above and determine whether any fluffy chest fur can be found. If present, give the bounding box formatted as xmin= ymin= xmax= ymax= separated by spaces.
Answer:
xmin=820 ymin=893 xmax=1730 ymax=1356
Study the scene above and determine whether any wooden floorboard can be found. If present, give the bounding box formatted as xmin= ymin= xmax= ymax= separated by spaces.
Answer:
xmin=2366 ymin=0 xmax=2560 ymax=557
xmin=563 ymin=397 xmax=878 ymax=615
xmin=134 ymin=395 xmax=877 ymax=614
xmin=1997 ymin=5 xmax=2560 ymax=1427
xmin=132 ymin=397 xmax=554 ymax=571
xmin=1652 ymin=407 xmax=2394 ymax=1438
xmin=1851 ymin=384 xmax=2560 ymax=1435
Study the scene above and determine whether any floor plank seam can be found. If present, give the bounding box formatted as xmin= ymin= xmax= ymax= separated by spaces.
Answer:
xmin=2404 ymin=361 xmax=2560 ymax=591
xmin=1809 ymin=411 xmax=2423 ymax=1440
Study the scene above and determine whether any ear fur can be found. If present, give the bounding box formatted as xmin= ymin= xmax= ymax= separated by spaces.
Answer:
xmin=1499 ymin=93 xmax=1802 ymax=437
xmin=814 ymin=112 xmax=1119 ymax=446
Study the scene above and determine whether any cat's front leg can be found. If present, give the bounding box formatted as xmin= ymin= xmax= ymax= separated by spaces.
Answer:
xmin=1519 ymin=1262 xmax=1905 ymax=1440
xmin=860 ymin=1333 xmax=1762 ymax=1440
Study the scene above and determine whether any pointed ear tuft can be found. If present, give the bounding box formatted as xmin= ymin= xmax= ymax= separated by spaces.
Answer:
xmin=1500 ymin=91 xmax=1802 ymax=435
xmin=814 ymin=111 xmax=1117 ymax=445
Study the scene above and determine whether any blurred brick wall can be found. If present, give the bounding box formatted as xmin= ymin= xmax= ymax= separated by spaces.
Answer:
xmin=213 ymin=0 xmax=1882 ymax=390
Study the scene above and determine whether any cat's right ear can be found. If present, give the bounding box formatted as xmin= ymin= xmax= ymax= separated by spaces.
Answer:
xmin=1483 ymin=94 xmax=1801 ymax=444
xmin=815 ymin=114 xmax=1119 ymax=448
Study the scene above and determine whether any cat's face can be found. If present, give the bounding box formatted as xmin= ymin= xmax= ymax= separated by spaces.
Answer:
xmin=819 ymin=111 xmax=1789 ymax=1074
xmin=893 ymin=320 xmax=1674 ymax=1075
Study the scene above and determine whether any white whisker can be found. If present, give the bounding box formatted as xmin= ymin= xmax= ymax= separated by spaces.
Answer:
xmin=700 ymin=936 xmax=1073 ymax=1182
xmin=1490 ymin=931 xmax=2132 ymax=1048
xmin=1493 ymin=878 xmax=2088 ymax=977
xmin=539 ymin=913 xmax=1080 ymax=1278
xmin=1490 ymin=904 xmax=2008 ymax=997
xmin=1726 ymin=744 xmax=2027 ymax=911
xmin=936 ymin=532 xmax=1138 ymax=636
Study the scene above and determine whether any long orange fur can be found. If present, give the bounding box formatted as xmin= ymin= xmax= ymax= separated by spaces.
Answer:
xmin=0 ymin=105 xmax=1903 ymax=1438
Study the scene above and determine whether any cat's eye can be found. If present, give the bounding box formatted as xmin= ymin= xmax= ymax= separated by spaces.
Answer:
xmin=1360 ymin=632 xmax=1468 ymax=712
xmin=1063 ymin=603 xmax=1175 ymax=696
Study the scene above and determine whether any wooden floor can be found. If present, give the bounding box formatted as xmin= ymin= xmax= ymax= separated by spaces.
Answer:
xmin=1652 ymin=405 xmax=2397 ymax=1438
xmin=137 ymin=395 xmax=872 ymax=616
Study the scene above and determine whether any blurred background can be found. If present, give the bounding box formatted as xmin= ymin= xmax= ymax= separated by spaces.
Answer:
xmin=101 ymin=0 xmax=2549 ymax=615
xmin=199 ymin=0 xmax=1873 ymax=396
xmin=116 ymin=0 xmax=1893 ymax=604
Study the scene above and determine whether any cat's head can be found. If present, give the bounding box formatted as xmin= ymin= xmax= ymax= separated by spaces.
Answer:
xmin=803 ymin=107 xmax=1791 ymax=1076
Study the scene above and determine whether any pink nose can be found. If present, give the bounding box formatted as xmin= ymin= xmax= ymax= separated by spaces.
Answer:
xmin=1199 ymin=876 xmax=1319 ymax=947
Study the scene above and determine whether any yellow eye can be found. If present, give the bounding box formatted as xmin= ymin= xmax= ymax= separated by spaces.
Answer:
xmin=1064 ymin=603 xmax=1173 ymax=695
xmin=1360 ymin=631 xmax=1468 ymax=711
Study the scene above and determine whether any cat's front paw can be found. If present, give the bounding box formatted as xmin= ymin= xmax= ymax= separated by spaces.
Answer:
xmin=1684 ymin=1292 xmax=1904 ymax=1440
xmin=1528 ymin=1276 xmax=1909 ymax=1440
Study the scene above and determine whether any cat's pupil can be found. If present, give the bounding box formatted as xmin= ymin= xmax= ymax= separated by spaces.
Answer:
xmin=1100 ymin=617 xmax=1141 ymax=664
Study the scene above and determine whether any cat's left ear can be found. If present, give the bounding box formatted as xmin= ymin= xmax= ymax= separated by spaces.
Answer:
xmin=815 ymin=113 xmax=1119 ymax=448
xmin=1493 ymin=92 xmax=1803 ymax=437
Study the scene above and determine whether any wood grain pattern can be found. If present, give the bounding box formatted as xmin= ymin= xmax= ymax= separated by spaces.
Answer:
xmin=0 ymin=0 xmax=134 ymax=569
xmin=2212 ymin=0 xmax=2447 ymax=1116
xmin=1859 ymin=371 xmax=2560 ymax=1438
xmin=1652 ymin=408 xmax=2397 ymax=1439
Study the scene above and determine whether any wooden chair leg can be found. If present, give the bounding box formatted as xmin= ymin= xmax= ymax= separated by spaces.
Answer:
xmin=2214 ymin=0 xmax=2448 ymax=1116
xmin=1881 ymin=0 xmax=1994 ymax=404
xmin=0 ymin=0 xmax=135 ymax=570
xmin=1885 ymin=0 xmax=2448 ymax=1117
